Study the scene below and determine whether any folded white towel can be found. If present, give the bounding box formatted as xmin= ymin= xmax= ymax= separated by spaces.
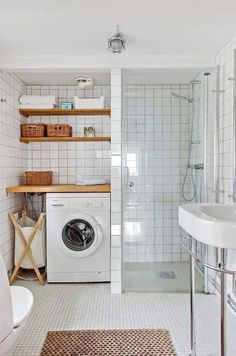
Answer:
xmin=20 ymin=95 xmax=56 ymax=105
xmin=20 ymin=104 xmax=54 ymax=109
xmin=76 ymin=176 xmax=106 ymax=186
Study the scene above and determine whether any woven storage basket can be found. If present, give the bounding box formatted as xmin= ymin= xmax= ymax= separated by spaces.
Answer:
xmin=25 ymin=171 xmax=53 ymax=185
xmin=46 ymin=124 xmax=71 ymax=137
xmin=21 ymin=123 xmax=45 ymax=137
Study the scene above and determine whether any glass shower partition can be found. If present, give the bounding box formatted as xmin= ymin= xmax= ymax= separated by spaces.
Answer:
xmin=122 ymin=79 xmax=205 ymax=292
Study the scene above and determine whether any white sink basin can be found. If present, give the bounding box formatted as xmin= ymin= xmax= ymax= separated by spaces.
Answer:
xmin=179 ymin=203 xmax=236 ymax=249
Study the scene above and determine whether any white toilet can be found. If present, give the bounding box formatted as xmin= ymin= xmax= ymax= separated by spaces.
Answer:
xmin=0 ymin=253 xmax=34 ymax=356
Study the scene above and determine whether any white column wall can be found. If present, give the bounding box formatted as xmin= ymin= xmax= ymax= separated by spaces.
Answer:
xmin=110 ymin=68 xmax=122 ymax=293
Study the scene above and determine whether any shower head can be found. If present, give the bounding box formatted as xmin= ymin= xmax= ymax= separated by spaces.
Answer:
xmin=171 ymin=92 xmax=193 ymax=103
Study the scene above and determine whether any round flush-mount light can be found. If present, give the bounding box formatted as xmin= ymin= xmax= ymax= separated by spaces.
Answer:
xmin=108 ymin=26 xmax=126 ymax=54
xmin=74 ymin=76 xmax=93 ymax=88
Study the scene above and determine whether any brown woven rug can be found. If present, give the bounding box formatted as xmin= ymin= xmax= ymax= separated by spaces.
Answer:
xmin=40 ymin=329 xmax=176 ymax=356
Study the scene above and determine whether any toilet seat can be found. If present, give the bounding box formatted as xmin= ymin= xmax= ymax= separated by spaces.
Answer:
xmin=0 ymin=252 xmax=34 ymax=356
xmin=10 ymin=286 xmax=34 ymax=328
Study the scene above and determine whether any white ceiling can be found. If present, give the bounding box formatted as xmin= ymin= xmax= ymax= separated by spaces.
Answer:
xmin=1 ymin=0 xmax=236 ymax=56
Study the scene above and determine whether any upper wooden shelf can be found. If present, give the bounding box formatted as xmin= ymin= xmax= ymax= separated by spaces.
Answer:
xmin=20 ymin=136 xmax=111 ymax=143
xmin=19 ymin=108 xmax=111 ymax=118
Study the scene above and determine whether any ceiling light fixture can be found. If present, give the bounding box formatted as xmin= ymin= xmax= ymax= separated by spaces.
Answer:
xmin=74 ymin=76 xmax=93 ymax=88
xmin=108 ymin=26 xmax=126 ymax=54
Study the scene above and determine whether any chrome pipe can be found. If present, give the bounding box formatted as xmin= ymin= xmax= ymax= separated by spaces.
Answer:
xmin=182 ymin=236 xmax=235 ymax=356
xmin=181 ymin=238 xmax=236 ymax=275
xmin=189 ymin=237 xmax=197 ymax=356
xmin=220 ymin=248 xmax=227 ymax=356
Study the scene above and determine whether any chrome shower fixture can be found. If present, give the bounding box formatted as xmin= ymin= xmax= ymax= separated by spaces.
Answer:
xmin=188 ymin=163 xmax=204 ymax=170
xmin=171 ymin=92 xmax=193 ymax=103
xmin=190 ymin=80 xmax=201 ymax=84
xmin=108 ymin=26 xmax=126 ymax=54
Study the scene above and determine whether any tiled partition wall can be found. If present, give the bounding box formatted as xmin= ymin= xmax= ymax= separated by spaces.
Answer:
xmin=122 ymin=84 xmax=190 ymax=263
xmin=110 ymin=68 xmax=122 ymax=293
xmin=0 ymin=73 xmax=27 ymax=269
xmin=26 ymin=84 xmax=111 ymax=182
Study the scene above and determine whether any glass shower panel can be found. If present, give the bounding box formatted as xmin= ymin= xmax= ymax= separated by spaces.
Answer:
xmin=191 ymin=73 xmax=205 ymax=203
xmin=122 ymin=82 xmax=205 ymax=292
xmin=191 ymin=70 xmax=217 ymax=284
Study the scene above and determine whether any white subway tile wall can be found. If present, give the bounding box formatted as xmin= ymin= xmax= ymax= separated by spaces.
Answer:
xmin=122 ymin=84 xmax=191 ymax=263
xmin=26 ymin=85 xmax=111 ymax=182
xmin=0 ymin=73 xmax=27 ymax=269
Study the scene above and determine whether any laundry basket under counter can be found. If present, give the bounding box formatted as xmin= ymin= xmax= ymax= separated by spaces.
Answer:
xmin=14 ymin=212 xmax=46 ymax=269
xmin=8 ymin=209 xmax=46 ymax=285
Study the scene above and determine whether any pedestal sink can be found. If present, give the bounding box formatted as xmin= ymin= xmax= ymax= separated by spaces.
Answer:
xmin=178 ymin=203 xmax=236 ymax=356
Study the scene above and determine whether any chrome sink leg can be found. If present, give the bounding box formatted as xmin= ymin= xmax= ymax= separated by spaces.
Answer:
xmin=220 ymin=248 xmax=227 ymax=356
xmin=189 ymin=237 xmax=197 ymax=356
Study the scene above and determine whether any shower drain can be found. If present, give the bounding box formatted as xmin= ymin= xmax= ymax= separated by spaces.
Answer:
xmin=158 ymin=271 xmax=177 ymax=280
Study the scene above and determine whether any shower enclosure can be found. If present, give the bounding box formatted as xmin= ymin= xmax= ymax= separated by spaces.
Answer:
xmin=121 ymin=69 xmax=217 ymax=292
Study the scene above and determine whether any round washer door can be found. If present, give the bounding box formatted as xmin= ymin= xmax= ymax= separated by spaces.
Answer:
xmin=59 ymin=214 xmax=103 ymax=258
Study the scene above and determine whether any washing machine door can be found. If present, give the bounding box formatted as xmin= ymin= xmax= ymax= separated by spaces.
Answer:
xmin=60 ymin=214 xmax=103 ymax=258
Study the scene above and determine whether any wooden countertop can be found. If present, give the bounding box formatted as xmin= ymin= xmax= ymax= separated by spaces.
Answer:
xmin=6 ymin=184 xmax=111 ymax=193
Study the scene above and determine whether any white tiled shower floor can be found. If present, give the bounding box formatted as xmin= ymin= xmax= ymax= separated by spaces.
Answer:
xmin=13 ymin=281 xmax=236 ymax=356
xmin=124 ymin=262 xmax=204 ymax=292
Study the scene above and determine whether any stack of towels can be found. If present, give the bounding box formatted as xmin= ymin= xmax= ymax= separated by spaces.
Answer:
xmin=19 ymin=95 xmax=56 ymax=109
xmin=76 ymin=176 xmax=106 ymax=186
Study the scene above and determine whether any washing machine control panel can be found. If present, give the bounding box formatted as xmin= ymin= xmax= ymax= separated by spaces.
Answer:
xmin=47 ymin=194 xmax=110 ymax=211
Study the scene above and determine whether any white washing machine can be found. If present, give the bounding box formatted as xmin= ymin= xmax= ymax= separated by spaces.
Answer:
xmin=46 ymin=193 xmax=110 ymax=283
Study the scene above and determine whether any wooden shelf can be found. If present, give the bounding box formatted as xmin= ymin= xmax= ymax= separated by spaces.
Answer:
xmin=20 ymin=136 xmax=111 ymax=143
xmin=19 ymin=108 xmax=111 ymax=117
xmin=6 ymin=184 xmax=111 ymax=194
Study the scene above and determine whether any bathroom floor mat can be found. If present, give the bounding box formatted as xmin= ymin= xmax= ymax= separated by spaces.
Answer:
xmin=40 ymin=329 xmax=176 ymax=356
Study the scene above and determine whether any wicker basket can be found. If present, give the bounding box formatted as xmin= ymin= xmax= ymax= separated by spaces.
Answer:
xmin=46 ymin=124 xmax=71 ymax=137
xmin=25 ymin=171 xmax=53 ymax=186
xmin=21 ymin=123 xmax=45 ymax=137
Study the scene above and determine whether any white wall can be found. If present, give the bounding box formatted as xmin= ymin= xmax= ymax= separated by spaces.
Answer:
xmin=0 ymin=72 xmax=27 ymax=269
